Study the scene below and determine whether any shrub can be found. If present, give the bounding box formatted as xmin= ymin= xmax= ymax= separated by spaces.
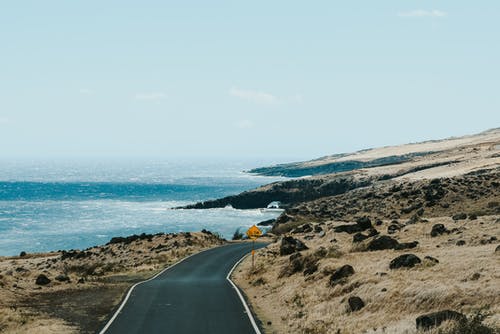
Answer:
xmin=232 ymin=228 xmax=244 ymax=240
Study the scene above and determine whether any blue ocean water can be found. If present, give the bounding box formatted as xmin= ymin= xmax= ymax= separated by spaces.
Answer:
xmin=0 ymin=159 xmax=284 ymax=256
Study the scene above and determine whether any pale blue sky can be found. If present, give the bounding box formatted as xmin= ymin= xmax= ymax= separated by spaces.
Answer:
xmin=1 ymin=1 xmax=498 ymax=160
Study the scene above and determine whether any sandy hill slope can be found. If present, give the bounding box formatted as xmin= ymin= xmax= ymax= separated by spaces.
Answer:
xmin=185 ymin=128 xmax=500 ymax=211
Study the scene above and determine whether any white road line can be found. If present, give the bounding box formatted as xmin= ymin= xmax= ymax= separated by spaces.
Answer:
xmin=226 ymin=253 xmax=262 ymax=334
xmin=99 ymin=243 xmax=262 ymax=334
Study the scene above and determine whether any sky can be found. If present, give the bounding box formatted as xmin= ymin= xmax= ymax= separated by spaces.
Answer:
xmin=1 ymin=1 xmax=499 ymax=161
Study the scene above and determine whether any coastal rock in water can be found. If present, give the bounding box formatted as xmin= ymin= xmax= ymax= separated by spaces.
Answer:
xmin=430 ymin=224 xmax=448 ymax=237
xmin=389 ymin=254 xmax=421 ymax=269
xmin=35 ymin=274 xmax=51 ymax=285
xmin=348 ymin=296 xmax=365 ymax=312
xmin=416 ymin=310 xmax=466 ymax=330
xmin=329 ymin=265 xmax=355 ymax=285
xmin=19 ymin=251 xmax=27 ymax=257
xmin=280 ymin=236 xmax=308 ymax=256
xmin=366 ymin=235 xmax=399 ymax=251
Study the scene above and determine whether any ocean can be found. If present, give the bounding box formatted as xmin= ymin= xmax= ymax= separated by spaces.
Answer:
xmin=0 ymin=159 xmax=284 ymax=256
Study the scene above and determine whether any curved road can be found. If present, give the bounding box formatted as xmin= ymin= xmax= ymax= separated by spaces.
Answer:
xmin=100 ymin=242 xmax=267 ymax=334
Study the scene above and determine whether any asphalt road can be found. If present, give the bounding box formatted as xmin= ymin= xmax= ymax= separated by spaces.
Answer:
xmin=100 ymin=242 xmax=267 ymax=334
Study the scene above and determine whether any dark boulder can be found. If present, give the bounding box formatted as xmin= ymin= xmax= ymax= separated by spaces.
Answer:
xmin=35 ymin=274 xmax=51 ymax=285
xmin=375 ymin=219 xmax=383 ymax=226
xmin=366 ymin=228 xmax=379 ymax=237
xmin=19 ymin=251 xmax=27 ymax=257
xmin=395 ymin=241 xmax=419 ymax=250
xmin=292 ymin=223 xmax=313 ymax=234
xmin=389 ymin=254 xmax=421 ymax=269
xmin=430 ymin=224 xmax=448 ymax=237
xmin=329 ymin=265 xmax=355 ymax=285
xmin=280 ymin=236 xmax=308 ymax=256
xmin=366 ymin=236 xmax=399 ymax=251
xmin=356 ymin=217 xmax=372 ymax=230
xmin=495 ymin=245 xmax=500 ymax=253
xmin=334 ymin=224 xmax=363 ymax=234
xmin=387 ymin=224 xmax=401 ymax=234
xmin=452 ymin=213 xmax=467 ymax=221
xmin=352 ymin=233 xmax=369 ymax=243
xmin=55 ymin=274 xmax=70 ymax=282
xmin=424 ymin=256 xmax=439 ymax=264
xmin=456 ymin=240 xmax=466 ymax=246
xmin=416 ymin=310 xmax=466 ymax=330
xmin=348 ymin=296 xmax=365 ymax=312
xmin=303 ymin=256 xmax=319 ymax=276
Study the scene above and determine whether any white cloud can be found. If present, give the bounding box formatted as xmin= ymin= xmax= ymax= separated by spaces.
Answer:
xmin=134 ymin=92 xmax=168 ymax=101
xmin=79 ymin=88 xmax=94 ymax=95
xmin=398 ymin=9 xmax=447 ymax=18
xmin=229 ymin=88 xmax=278 ymax=104
xmin=235 ymin=119 xmax=255 ymax=129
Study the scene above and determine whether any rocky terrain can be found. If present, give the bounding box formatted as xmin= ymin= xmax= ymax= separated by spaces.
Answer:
xmin=183 ymin=128 xmax=500 ymax=211
xmin=228 ymin=128 xmax=500 ymax=333
xmin=0 ymin=231 xmax=225 ymax=334
xmin=234 ymin=216 xmax=499 ymax=333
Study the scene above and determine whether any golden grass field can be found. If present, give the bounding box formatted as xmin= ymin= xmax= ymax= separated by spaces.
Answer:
xmin=234 ymin=216 xmax=499 ymax=334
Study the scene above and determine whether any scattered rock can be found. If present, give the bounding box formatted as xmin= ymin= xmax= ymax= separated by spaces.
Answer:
xmin=356 ymin=217 xmax=372 ymax=230
xmin=468 ymin=213 xmax=478 ymax=220
xmin=352 ymin=233 xmax=368 ymax=243
xmin=280 ymin=236 xmax=308 ymax=256
xmin=348 ymin=296 xmax=365 ymax=312
xmin=366 ymin=235 xmax=399 ymax=251
xmin=456 ymin=240 xmax=466 ymax=246
xmin=470 ymin=272 xmax=480 ymax=281
xmin=35 ymin=274 xmax=51 ymax=285
xmin=318 ymin=231 xmax=326 ymax=238
xmin=329 ymin=265 xmax=355 ymax=285
xmin=333 ymin=224 xmax=363 ymax=234
xmin=292 ymin=224 xmax=313 ymax=234
xmin=496 ymin=245 xmax=500 ymax=253
xmin=55 ymin=274 xmax=70 ymax=282
xmin=424 ymin=256 xmax=439 ymax=265
xmin=389 ymin=254 xmax=421 ymax=269
xmin=430 ymin=224 xmax=448 ymax=237
xmin=77 ymin=278 xmax=85 ymax=284
xmin=366 ymin=228 xmax=379 ymax=237
xmin=452 ymin=213 xmax=467 ymax=221
xmin=375 ymin=219 xmax=383 ymax=226
xmin=416 ymin=310 xmax=466 ymax=330
xmin=387 ymin=224 xmax=401 ymax=234
xmin=395 ymin=241 xmax=419 ymax=250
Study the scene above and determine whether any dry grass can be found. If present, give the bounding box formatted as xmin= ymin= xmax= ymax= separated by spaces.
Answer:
xmin=0 ymin=231 xmax=225 ymax=333
xmin=233 ymin=216 xmax=500 ymax=334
